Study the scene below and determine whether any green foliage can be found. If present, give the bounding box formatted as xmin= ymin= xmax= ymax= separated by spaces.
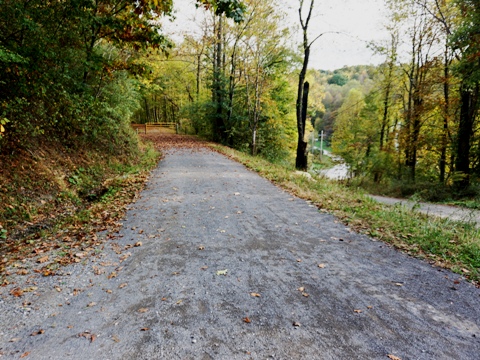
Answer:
xmin=196 ymin=0 xmax=247 ymax=22
xmin=450 ymin=0 xmax=480 ymax=86
xmin=161 ymin=0 xmax=296 ymax=162
xmin=0 ymin=0 xmax=172 ymax=153
xmin=331 ymin=88 xmax=380 ymax=177
xmin=327 ymin=73 xmax=348 ymax=86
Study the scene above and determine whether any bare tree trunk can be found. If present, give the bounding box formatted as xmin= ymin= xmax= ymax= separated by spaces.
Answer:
xmin=213 ymin=16 xmax=225 ymax=143
xmin=439 ymin=46 xmax=450 ymax=183
xmin=296 ymin=81 xmax=310 ymax=169
xmin=295 ymin=0 xmax=315 ymax=171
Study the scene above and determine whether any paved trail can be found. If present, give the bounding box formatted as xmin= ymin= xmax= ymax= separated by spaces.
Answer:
xmin=369 ymin=195 xmax=480 ymax=227
xmin=1 ymin=147 xmax=479 ymax=359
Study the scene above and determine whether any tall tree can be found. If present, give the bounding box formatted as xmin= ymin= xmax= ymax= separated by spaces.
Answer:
xmin=450 ymin=0 xmax=480 ymax=188
xmin=295 ymin=0 xmax=314 ymax=170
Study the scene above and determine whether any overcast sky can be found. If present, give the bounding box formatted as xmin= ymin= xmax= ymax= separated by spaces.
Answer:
xmin=162 ymin=0 xmax=389 ymax=70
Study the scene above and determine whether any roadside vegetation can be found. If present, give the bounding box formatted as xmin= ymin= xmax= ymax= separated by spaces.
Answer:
xmin=0 ymin=138 xmax=159 ymax=279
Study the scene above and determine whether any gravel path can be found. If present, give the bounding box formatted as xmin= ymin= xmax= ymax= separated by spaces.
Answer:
xmin=1 ymin=148 xmax=479 ymax=359
xmin=369 ymin=195 xmax=480 ymax=227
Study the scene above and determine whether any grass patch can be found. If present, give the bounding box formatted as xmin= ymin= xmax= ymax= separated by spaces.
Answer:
xmin=211 ymin=144 xmax=480 ymax=284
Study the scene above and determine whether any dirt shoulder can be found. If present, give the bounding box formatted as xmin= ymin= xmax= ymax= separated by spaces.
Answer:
xmin=1 ymin=140 xmax=479 ymax=359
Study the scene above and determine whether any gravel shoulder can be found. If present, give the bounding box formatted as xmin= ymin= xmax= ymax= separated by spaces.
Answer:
xmin=1 ymin=147 xmax=479 ymax=359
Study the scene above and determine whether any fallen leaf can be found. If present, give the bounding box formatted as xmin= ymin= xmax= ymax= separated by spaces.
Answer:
xmin=73 ymin=288 xmax=82 ymax=296
xmin=20 ymin=352 xmax=30 ymax=358
xmin=93 ymin=266 xmax=105 ymax=275
xmin=302 ymin=292 xmax=309 ymax=297
xmin=461 ymin=268 xmax=470 ymax=274
xmin=9 ymin=337 xmax=21 ymax=342
xmin=75 ymin=253 xmax=84 ymax=258
xmin=243 ymin=317 xmax=251 ymax=323
xmin=250 ymin=292 xmax=261 ymax=297
xmin=10 ymin=288 xmax=24 ymax=297
xmin=176 ymin=299 xmax=183 ymax=304
xmin=67 ymin=325 xmax=73 ymax=329
xmin=161 ymin=297 xmax=167 ymax=301
xmin=317 ymin=263 xmax=326 ymax=268
xmin=292 ymin=321 xmax=301 ymax=327
xmin=112 ymin=335 xmax=120 ymax=343
xmin=43 ymin=270 xmax=55 ymax=276
xmin=395 ymin=283 xmax=403 ymax=287
xmin=16 ymin=269 xmax=29 ymax=275
xmin=106 ymin=289 xmax=113 ymax=294
xmin=200 ymin=266 xmax=208 ymax=270
xmin=55 ymin=286 xmax=62 ymax=292
xmin=367 ymin=306 xmax=373 ymax=309
xmin=87 ymin=302 xmax=96 ymax=307
xmin=296 ymin=259 xmax=302 ymax=262
xmin=354 ymin=309 xmax=362 ymax=313
xmin=216 ymin=269 xmax=228 ymax=276
xmin=119 ymin=283 xmax=128 ymax=289
xmin=388 ymin=355 xmax=402 ymax=360
xmin=198 ymin=246 xmax=205 ymax=250
xmin=140 ymin=328 xmax=150 ymax=331
xmin=78 ymin=332 xmax=96 ymax=342
xmin=134 ymin=241 xmax=142 ymax=247
xmin=108 ymin=271 xmax=117 ymax=279
xmin=23 ymin=286 xmax=38 ymax=293
xmin=38 ymin=256 xmax=49 ymax=263
xmin=30 ymin=329 xmax=45 ymax=336
xmin=297 ymin=287 xmax=305 ymax=292
xmin=138 ymin=308 xmax=148 ymax=313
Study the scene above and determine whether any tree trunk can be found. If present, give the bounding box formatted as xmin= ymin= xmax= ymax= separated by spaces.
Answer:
xmin=296 ymin=81 xmax=309 ymax=170
xmin=213 ymin=16 xmax=225 ymax=143
xmin=439 ymin=47 xmax=450 ymax=183
xmin=455 ymin=82 xmax=479 ymax=189
xmin=295 ymin=0 xmax=315 ymax=170
xmin=196 ymin=53 xmax=201 ymax=102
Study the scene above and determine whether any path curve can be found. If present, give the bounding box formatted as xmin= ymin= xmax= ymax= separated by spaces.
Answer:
xmin=1 ymin=147 xmax=479 ymax=359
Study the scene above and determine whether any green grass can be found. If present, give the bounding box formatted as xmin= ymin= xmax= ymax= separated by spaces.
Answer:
xmin=211 ymin=144 xmax=480 ymax=284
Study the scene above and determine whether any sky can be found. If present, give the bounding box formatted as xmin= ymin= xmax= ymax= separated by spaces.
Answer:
xmin=162 ymin=0 xmax=390 ymax=71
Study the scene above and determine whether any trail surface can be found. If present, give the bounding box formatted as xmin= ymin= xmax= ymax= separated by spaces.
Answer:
xmin=1 ymin=144 xmax=479 ymax=359
xmin=369 ymin=195 xmax=480 ymax=227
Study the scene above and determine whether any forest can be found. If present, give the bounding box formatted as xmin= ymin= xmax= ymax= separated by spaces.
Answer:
xmin=1 ymin=0 xmax=480 ymax=208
